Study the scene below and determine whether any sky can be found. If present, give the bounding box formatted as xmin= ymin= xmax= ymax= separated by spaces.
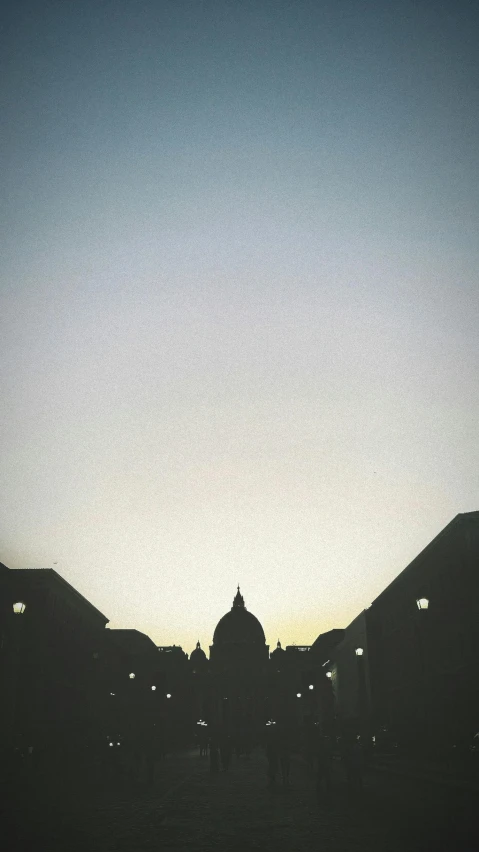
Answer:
xmin=1 ymin=0 xmax=478 ymax=654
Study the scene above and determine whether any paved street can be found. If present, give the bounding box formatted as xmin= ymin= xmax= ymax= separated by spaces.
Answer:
xmin=7 ymin=748 xmax=479 ymax=851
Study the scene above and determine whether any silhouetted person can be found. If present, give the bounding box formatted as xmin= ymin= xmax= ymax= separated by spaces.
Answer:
xmin=197 ymin=725 xmax=208 ymax=757
xmin=219 ymin=726 xmax=233 ymax=771
xmin=209 ymin=727 xmax=220 ymax=773
xmin=265 ymin=724 xmax=279 ymax=787
xmin=234 ymin=727 xmax=247 ymax=758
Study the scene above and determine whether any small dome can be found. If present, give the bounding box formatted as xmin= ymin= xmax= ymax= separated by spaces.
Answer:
xmin=190 ymin=640 xmax=207 ymax=661
xmin=271 ymin=639 xmax=285 ymax=655
xmin=213 ymin=587 xmax=265 ymax=646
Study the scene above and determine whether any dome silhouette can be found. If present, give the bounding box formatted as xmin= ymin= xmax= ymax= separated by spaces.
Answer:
xmin=190 ymin=640 xmax=207 ymax=661
xmin=212 ymin=587 xmax=265 ymax=645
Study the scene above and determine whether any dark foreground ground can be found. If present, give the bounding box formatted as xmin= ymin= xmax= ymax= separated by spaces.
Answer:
xmin=4 ymin=748 xmax=479 ymax=851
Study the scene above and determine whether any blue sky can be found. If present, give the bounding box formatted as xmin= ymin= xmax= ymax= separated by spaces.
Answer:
xmin=1 ymin=0 xmax=478 ymax=651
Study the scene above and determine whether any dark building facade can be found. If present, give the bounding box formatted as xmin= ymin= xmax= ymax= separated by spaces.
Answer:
xmin=368 ymin=511 xmax=479 ymax=753
xmin=329 ymin=512 xmax=479 ymax=755
xmin=1 ymin=568 xmax=109 ymax=758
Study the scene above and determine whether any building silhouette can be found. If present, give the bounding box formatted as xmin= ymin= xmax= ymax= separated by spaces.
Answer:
xmin=207 ymin=587 xmax=269 ymax=734
xmin=2 ymin=511 xmax=479 ymax=768
xmin=329 ymin=511 xmax=479 ymax=754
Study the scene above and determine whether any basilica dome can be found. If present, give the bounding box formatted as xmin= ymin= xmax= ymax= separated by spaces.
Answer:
xmin=212 ymin=587 xmax=266 ymax=645
xmin=190 ymin=640 xmax=207 ymax=662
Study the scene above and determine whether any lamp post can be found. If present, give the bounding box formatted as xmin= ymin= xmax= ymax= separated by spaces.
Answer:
xmin=6 ymin=602 xmax=28 ymax=751
xmin=355 ymin=647 xmax=368 ymax=745
xmin=415 ymin=597 xmax=430 ymax=754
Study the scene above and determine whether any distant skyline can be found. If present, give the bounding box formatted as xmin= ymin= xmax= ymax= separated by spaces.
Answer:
xmin=2 ymin=0 xmax=478 ymax=653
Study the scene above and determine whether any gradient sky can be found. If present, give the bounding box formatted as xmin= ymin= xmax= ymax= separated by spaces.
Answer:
xmin=1 ymin=0 xmax=478 ymax=654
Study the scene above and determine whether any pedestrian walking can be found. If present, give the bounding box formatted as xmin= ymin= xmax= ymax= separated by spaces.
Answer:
xmin=198 ymin=724 xmax=208 ymax=757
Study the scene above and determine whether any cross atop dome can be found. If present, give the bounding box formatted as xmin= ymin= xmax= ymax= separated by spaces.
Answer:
xmin=232 ymin=585 xmax=245 ymax=609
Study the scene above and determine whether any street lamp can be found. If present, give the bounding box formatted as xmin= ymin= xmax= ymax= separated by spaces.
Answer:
xmin=129 ymin=673 xmax=135 ymax=679
xmin=308 ymin=684 xmax=314 ymax=690
xmin=151 ymin=686 xmax=156 ymax=691
xmin=355 ymin=647 xmax=364 ymax=656
xmin=296 ymin=693 xmax=302 ymax=698
xmin=416 ymin=598 xmax=429 ymax=610
xmin=166 ymin=693 xmax=172 ymax=699
xmin=13 ymin=602 xmax=26 ymax=615
xmin=325 ymin=671 xmax=332 ymax=679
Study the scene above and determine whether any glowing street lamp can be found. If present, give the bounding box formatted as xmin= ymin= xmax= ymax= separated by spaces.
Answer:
xmin=166 ymin=693 xmax=172 ymax=699
xmin=416 ymin=598 xmax=429 ymax=610
xmin=355 ymin=647 xmax=364 ymax=656
xmin=129 ymin=673 xmax=136 ymax=679
xmin=151 ymin=685 xmax=156 ymax=691
xmin=325 ymin=671 xmax=332 ymax=679
xmin=308 ymin=684 xmax=314 ymax=690
xmin=296 ymin=693 xmax=302 ymax=698
xmin=13 ymin=602 xmax=26 ymax=615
